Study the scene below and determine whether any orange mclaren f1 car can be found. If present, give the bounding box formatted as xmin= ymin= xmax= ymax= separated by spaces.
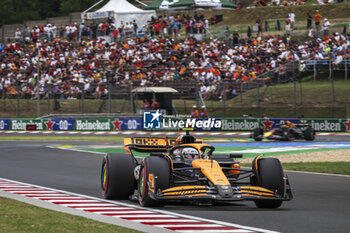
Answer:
xmin=101 ymin=132 xmax=293 ymax=208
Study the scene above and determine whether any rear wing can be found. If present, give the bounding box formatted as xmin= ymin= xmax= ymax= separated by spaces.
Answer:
xmin=123 ymin=137 xmax=203 ymax=154
xmin=124 ymin=137 xmax=176 ymax=154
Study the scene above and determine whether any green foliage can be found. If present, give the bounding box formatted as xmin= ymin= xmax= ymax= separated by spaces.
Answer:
xmin=0 ymin=0 xmax=105 ymax=26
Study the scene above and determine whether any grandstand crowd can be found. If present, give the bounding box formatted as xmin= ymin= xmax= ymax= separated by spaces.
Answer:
xmin=0 ymin=14 xmax=349 ymax=100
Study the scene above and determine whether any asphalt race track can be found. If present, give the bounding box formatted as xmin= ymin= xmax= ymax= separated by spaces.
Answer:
xmin=0 ymin=136 xmax=349 ymax=233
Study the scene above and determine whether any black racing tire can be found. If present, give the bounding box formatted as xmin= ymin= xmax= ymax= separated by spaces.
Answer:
xmin=304 ymin=127 xmax=315 ymax=141
xmin=101 ymin=153 xmax=136 ymax=200
xmin=253 ymin=128 xmax=264 ymax=141
xmin=138 ymin=156 xmax=170 ymax=207
xmin=286 ymin=130 xmax=295 ymax=141
xmin=253 ymin=158 xmax=285 ymax=208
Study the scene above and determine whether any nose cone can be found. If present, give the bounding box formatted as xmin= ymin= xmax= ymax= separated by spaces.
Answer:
xmin=216 ymin=185 xmax=233 ymax=198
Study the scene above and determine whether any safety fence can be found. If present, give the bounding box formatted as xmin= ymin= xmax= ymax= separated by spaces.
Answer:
xmin=0 ymin=60 xmax=349 ymax=118
xmin=0 ymin=117 xmax=349 ymax=132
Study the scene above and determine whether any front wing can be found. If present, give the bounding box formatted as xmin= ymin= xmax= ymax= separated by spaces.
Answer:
xmin=150 ymin=185 xmax=293 ymax=202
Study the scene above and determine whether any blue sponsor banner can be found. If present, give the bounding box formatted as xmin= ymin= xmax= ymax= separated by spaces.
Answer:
xmin=119 ymin=118 xmax=142 ymax=130
xmin=266 ymin=118 xmax=299 ymax=129
xmin=48 ymin=119 xmax=75 ymax=131
xmin=0 ymin=119 xmax=11 ymax=130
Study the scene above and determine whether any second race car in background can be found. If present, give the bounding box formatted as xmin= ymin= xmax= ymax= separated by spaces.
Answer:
xmin=252 ymin=121 xmax=316 ymax=141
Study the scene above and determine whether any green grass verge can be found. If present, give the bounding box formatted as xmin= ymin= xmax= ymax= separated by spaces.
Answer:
xmin=211 ymin=2 xmax=350 ymax=26
xmin=0 ymin=197 xmax=141 ymax=233
xmin=281 ymin=162 xmax=350 ymax=175
xmin=241 ymin=162 xmax=350 ymax=175
xmin=201 ymin=77 xmax=350 ymax=118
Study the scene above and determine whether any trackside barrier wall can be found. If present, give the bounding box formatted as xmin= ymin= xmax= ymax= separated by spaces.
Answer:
xmin=0 ymin=118 xmax=349 ymax=132
xmin=0 ymin=118 xmax=142 ymax=131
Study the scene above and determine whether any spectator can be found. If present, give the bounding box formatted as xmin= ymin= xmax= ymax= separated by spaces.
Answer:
xmin=142 ymin=99 xmax=150 ymax=109
xmin=191 ymin=105 xmax=199 ymax=118
xmin=256 ymin=16 xmax=263 ymax=37
xmin=315 ymin=10 xmax=322 ymax=37
xmin=151 ymin=99 xmax=160 ymax=109
xmin=271 ymin=0 xmax=280 ymax=5
xmin=323 ymin=18 xmax=330 ymax=37
xmin=288 ymin=12 xmax=295 ymax=30
xmin=307 ymin=13 xmax=312 ymax=30
xmin=200 ymin=106 xmax=208 ymax=118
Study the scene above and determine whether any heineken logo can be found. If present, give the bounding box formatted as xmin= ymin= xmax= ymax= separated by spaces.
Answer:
xmin=11 ymin=120 xmax=43 ymax=130
xmin=310 ymin=120 xmax=341 ymax=132
xmin=76 ymin=120 xmax=110 ymax=131
xmin=221 ymin=119 xmax=259 ymax=131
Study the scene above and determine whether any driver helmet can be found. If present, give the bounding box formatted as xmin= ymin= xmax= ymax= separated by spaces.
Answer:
xmin=174 ymin=135 xmax=184 ymax=146
xmin=285 ymin=121 xmax=293 ymax=127
xmin=182 ymin=148 xmax=199 ymax=160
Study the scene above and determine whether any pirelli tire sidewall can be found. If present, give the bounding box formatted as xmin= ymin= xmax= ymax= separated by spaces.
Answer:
xmin=101 ymin=153 xmax=136 ymax=200
xmin=254 ymin=158 xmax=285 ymax=208
xmin=138 ymin=156 xmax=170 ymax=207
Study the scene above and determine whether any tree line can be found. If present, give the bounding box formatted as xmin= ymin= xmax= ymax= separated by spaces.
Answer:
xmin=0 ymin=0 xmax=111 ymax=26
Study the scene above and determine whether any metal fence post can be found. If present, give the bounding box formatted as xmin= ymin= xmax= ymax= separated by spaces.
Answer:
xmin=37 ymin=89 xmax=40 ymax=118
xmin=16 ymin=79 xmax=20 ymax=118
xmin=81 ymin=83 xmax=85 ymax=114
xmin=108 ymin=77 xmax=111 ymax=113
xmin=313 ymin=61 xmax=317 ymax=81
xmin=195 ymin=81 xmax=199 ymax=108
xmin=293 ymin=78 xmax=297 ymax=118
xmin=222 ymin=83 xmax=226 ymax=117
xmin=129 ymin=82 xmax=134 ymax=113
xmin=331 ymin=69 xmax=335 ymax=118
xmin=293 ymin=61 xmax=296 ymax=118
xmin=256 ymin=81 xmax=260 ymax=118
xmin=47 ymin=84 xmax=51 ymax=115
xmin=240 ymin=83 xmax=243 ymax=103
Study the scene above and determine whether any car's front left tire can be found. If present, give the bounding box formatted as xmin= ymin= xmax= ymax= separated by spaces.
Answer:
xmin=101 ymin=153 xmax=136 ymax=200
xmin=253 ymin=158 xmax=285 ymax=208
xmin=138 ymin=156 xmax=170 ymax=207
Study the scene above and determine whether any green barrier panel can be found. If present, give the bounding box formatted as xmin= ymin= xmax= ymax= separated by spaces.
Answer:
xmin=75 ymin=118 xmax=112 ymax=131
xmin=301 ymin=119 xmax=350 ymax=132
xmin=221 ymin=118 xmax=261 ymax=131
xmin=10 ymin=119 xmax=47 ymax=130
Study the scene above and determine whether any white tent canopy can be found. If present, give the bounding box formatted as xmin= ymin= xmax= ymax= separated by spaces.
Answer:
xmin=96 ymin=0 xmax=144 ymax=13
xmin=84 ymin=0 xmax=155 ymax=28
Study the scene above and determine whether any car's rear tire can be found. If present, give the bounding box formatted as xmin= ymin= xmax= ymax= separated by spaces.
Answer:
xmin=101 ymin=153 xmax=136 ymax=200
xmin=138 ymin=156 xmax=170 ymax=207
xmin=253 ymin=128 xmax=264 ymax=141
xmin=304 ymin=127 xmax=315 ymax=141
xmin=286 ymin=130 xmax=295 ymax=141
xmin=253 ymin=158 xmax=285 ymax=208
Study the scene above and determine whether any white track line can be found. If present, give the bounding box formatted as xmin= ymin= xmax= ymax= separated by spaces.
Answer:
xmin=0 ymin=177 xmax=278 ymax=233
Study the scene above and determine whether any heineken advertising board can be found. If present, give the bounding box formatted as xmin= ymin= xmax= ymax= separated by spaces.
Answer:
xmin=0 ymin=119 xmax=11 ymax=130
xmin=0 ymin=118 xmax=349 ymax=132
xmin=1 ymin=118 xmax=142 ymax=131
xmin=74 ymin=118 xmax=142 ymax=131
